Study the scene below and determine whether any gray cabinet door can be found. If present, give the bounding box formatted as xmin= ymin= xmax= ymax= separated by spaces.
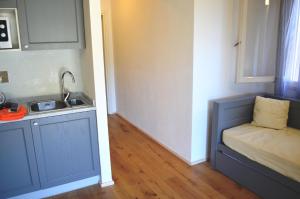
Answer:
xmin=17 ymin=0 xmax=85 ymax=50
xmin=31 ymin=111 xmax=100 ymax=188
xmin=0 ymin=121 xmax=40 ymax=198
xmin=0 ymin=0 xmax=16 ymax=8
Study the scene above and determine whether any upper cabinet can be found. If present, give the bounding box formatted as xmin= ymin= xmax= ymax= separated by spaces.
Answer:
xmin=17 ymin=0 xmax=85 ymax=50
xmin=0 ymin=0 xmax=17 ymax=8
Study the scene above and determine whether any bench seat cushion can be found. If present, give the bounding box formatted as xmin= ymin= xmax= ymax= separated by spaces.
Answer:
xmin=223 ymin=124 xmax=300 ymax=182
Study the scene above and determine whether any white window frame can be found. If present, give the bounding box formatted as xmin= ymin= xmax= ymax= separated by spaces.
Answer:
xmin=236 ymin=0 xmax=276 ymax=83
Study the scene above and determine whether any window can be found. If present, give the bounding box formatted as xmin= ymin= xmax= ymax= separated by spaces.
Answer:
xmin=236 ymin=0 xmax=281 ymax=83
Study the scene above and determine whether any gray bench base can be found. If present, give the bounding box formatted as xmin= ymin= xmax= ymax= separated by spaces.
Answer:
xmin=216 ymin=145 xmax=300 ymax=199
xmin=210 ymin=94 xmax=300 ymax=199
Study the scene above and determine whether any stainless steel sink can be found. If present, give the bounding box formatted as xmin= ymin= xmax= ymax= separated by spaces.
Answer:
xmin=67 ymin=98 xmax=85 ymax=106
xmin=30 ymin=100 xmax=68 ymax=112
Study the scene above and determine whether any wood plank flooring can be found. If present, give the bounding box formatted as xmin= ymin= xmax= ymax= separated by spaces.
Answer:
xmin=50 ymin=115 xmax=259 ymax=199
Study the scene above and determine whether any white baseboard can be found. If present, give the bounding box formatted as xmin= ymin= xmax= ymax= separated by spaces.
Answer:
xmin=10 ymin=176 xmax=100 ymax=199
xmin=189 ymin=158 xmax=207 ymax=166
xmin=101 ymin=180 xmax=115 ymax=187
xmin=149 ymin=139 xmax=206 ymax=166
xmin=116 ymin=114 xmax=207 ymax=166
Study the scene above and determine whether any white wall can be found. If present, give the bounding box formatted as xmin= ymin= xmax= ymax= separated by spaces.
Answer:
xmin=0 ymin=50 xmax=84 ymax=99
xmin=191 ymin=0 xmax=274 ymax=162
xmin=111 ymin=0 xmax=195 ymax=163
xmin=110 ymin=0 xmax=274 ymax=165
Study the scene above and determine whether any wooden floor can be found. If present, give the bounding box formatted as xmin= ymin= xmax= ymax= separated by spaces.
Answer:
xmin=51 ymin=115 xmax=259 ymax=199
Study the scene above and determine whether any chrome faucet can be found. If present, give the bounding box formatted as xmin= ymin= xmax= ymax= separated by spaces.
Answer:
xmin=61 ymin=71 xmax=76 ymax=102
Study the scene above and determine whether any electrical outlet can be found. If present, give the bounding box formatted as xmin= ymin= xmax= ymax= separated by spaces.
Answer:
xmin=0 ymin=71 xmax=9 ymax=83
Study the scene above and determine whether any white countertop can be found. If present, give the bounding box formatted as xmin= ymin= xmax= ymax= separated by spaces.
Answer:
xmin=0 ymin=93 xmax=97 ymax=124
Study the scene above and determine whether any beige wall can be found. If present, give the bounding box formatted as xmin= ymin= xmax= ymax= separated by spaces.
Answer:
xmin=0 ymin=50 xmax=84 ymax=99
xmin=111 ymin=0 xmax=195 ymax=162
xmin=191 ymin=0 xmax=274 ymax=162
xmin=111 ymin=0 xmax=274 ymax=164
xmin=81 ymin=1 xmax=96 ymax=100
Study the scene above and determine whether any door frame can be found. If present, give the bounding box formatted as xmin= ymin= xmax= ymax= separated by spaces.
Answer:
xmin=101 ymin=12 xmax=117 ymax=114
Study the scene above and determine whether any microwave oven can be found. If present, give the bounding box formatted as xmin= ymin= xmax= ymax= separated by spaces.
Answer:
xmin=0 ymin=16 xmax=12 ymax=49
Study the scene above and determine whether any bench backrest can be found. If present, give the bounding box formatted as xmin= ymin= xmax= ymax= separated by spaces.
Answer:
xmin=270 ymin=95 xmax=300 ymax=129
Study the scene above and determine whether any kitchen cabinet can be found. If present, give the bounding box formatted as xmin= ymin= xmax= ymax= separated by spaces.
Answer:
xmin=17 ymin=0 xmax=85 ymax=50
xmin=0 ymin=0 xmax=16 ymax=8
xmin=0 ymin=121 xmax=40 ymax=199
xmin=0 ymin=110 xmax=99 ymax=198
xmin=31 ymin=111 xmax=100 ymax=188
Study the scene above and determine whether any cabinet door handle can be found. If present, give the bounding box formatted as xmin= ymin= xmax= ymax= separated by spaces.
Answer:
xmin=24 ymin=45 xmax=29 ymax=49
xmin=33 ymin=122 xmax=39 ymax=126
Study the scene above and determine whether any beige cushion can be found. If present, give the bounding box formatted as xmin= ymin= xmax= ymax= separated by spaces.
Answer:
xmin=223 ymin=124 xmax=300 ymax=182
xmin=252 ymin=96 xmax=290 ymax=130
